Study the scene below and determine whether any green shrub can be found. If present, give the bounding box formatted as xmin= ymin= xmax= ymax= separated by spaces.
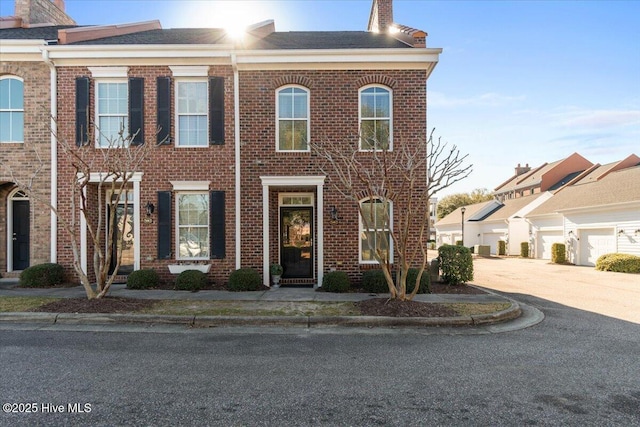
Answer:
xmin=322 ymin=271 xmax=350 ymax=293
xmin=228 ymin=268 xmax=261 ymax=291
xmin=520 ymin=242 xmax=529 ymax=258
xmin=19 ymin=263 xmax=64 ymax=288
xmin=126 ymin=269 xmax=159 ymax=289
xmin=595 ymin=253 xmax=640 ymax=273
xmin=438 ymin=245 xmax=473 ymax=285
xmin=455 ymin=240 xmax=463 ymax=246
xmin=497 ymin=241 xmax=506 ymax=256
xmin=361 ymin=268 xmax=430 ymax=294
xmin=362 ymin=269 xmax=389 ymax=293
xmin=175 ymin=269 xmax=208 ymax=291
xmin=406 ymin=268 xmax=430 ymax=294
xmin=551 ymin=243 xmax=566 ymax=264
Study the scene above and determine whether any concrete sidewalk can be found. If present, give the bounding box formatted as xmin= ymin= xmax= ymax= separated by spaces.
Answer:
xmin=0 ymin=278 xmax=528 ymax=328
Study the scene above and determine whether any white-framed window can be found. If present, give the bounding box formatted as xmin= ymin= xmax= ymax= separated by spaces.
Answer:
xmin=96 ymin=80 xmax=128 ymax=147
xmin=0 ymin=76 xmax=24 ymax=143
xmin=359 ymin=85 xmax=392 ymax=151
xmin=176 ymin=192 xmax=209 ymax=259
xmin=359 ymin=197 xmax=392 ymax=263
xmin=276 ymin=85 xmax=309 ymax=151
xmin=176 ymin=80 xmax=208 ymax=147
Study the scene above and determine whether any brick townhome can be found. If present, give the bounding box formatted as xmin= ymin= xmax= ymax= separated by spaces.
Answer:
xmin=0 ymin=0 xmax=76 ymax=277
xmin=1 ymin=0 xmax=442 ymax=286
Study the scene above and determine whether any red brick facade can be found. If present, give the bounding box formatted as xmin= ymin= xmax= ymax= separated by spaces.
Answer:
xmin=0 ymin=61 xmax=53 ymax=276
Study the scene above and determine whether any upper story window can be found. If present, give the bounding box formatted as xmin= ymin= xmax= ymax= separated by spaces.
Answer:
xmin=96 ymin=81 xmax=128 ymax=147
xmin=277 ymin=86 xmax=309 ymax=151
xmin=0 ymin=76 xmax=24 ymax=143
xmin=360 ymin=197 xmax=393 ymax=263
xmin=176 ymin=80 xmax=208 ymax=147
xmin=359 ymin=85 xmax=392 ymax=151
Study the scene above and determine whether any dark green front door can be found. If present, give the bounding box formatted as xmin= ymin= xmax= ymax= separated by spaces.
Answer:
xmin=280 ymin=207 xmax=313 ymax=278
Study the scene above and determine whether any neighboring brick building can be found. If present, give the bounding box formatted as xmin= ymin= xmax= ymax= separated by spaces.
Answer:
xmin=2 ymin=0 xmax=442 ymax=286
xmin=0 ymin=0 xmax=75 ymax=277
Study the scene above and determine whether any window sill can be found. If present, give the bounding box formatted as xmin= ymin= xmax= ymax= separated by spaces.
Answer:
xmin=168 ymin=264 xmax=211 ymax=274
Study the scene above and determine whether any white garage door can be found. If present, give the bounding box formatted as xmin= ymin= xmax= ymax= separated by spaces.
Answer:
xmin=537 ymin=230 xmax=563 ymax=260
xmin=579 ymin=228 xmax=616 ymax=266
xmin=482 ymin=233 xmax=503 ymax=255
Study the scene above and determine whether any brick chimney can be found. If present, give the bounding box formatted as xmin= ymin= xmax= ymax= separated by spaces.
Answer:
xmin=515 ymin=163 xmax=531 ymax=176
xmin=368 ymin=0 xmax=393 ymax=33
xmin=14 ymin=0 xmax=76 ymax=25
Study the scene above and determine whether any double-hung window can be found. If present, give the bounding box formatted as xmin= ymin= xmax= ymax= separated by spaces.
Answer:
xmin=96 ymin=81 xmax=128 ymax=147
xmin=177 ymin=192 xmax=210 ymax=259
xmin=0 ymin=76 xmax=24 ymax=143
xmin=176 ymin=81 xmax=208 ymax=147
xmin=360 ymin=197 xmax=392 ymax=263
xmin=277 ymin=86 xmax=309 ymax=151
xmin=359 ymin=85 xmax=392 ymax=151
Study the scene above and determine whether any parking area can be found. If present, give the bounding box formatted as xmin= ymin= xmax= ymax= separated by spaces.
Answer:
xmin=471 ymin=256 xmax=640 ymax=324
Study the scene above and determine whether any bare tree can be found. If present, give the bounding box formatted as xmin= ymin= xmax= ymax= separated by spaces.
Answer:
xmin=311 ymin=128 xmax=471 ymax=301
xmin=3 ymin=123 xmax=158 ymax=299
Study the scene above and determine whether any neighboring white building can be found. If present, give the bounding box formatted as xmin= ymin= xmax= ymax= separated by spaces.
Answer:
xmin=435 ymin=154 xmax=640 ymax=266
xmin=528 ymin=164 xmax=640 ymax=266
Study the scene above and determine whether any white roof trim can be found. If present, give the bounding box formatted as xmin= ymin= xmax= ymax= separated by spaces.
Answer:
xmin=169 ymin=65 xmax=209 ymax=77
xmin=88 ymin=66 xmax=128 ymax=78
xmin=170 ymin=181 xmax=211 ymax=191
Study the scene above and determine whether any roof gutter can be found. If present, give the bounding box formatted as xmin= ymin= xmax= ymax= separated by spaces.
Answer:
xmin=41 ymin=47 xmax=57 ymax=263
xmin=232 ymin=53 xmax=241 ymax=269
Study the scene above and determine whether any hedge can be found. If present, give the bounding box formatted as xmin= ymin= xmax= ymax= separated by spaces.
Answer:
xmin=19 ymin=263 xmax=64 ymax=288
xmin=595 ymin=253 xmax=640 ymax=273
xmin=228 ymin=268 xmax=261 ymax=291
xmin=175 ymin=269 xmax=208 ymax=291
xmin=497 ymin=240 xmax=506 ymax=256
xmin=127 ymin=269 xmax=159 ymax=289
xmin=438 ymin=244 xmax=473 ymax=285
xmin=322 ymin=271 xmax=350 ymax=293
xmin=362 ymin=268 xmax=429 ymax=294
xmin=551 ymin=243 xmax=566 ymax=264
xmin=520 ymin=242 xmax=529 ymax=258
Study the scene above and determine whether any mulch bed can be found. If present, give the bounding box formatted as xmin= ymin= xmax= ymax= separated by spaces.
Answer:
xmin=29 ymin=283 xmax=485 ymax=316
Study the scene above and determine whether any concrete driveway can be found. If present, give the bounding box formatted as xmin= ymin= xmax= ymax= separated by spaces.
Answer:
xmin=471 ymin=256 xmax=640 ymax=324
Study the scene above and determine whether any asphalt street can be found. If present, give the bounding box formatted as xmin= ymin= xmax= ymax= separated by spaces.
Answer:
xmin=1 ymin=296 xmax=639 ymax=426
xmin=1 ymin=258 xmax=638 ymax=426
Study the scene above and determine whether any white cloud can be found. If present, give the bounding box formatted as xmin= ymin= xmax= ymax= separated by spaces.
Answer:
xmin=551 ymin=108 xmax=640 ymax=129
xmin=429 ymin=91 xmax=525 ymax=108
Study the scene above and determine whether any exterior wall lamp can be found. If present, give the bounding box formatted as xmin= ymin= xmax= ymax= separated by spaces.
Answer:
xmin=635 ymin=229 xmax=640 ymax=236
xmin=618 ymin=229 xmax=625 ymax=235
xmin=144 ymin=202 xmax=155 ymax=223
xmin=329 ymin=206 xmax=340 ymax=223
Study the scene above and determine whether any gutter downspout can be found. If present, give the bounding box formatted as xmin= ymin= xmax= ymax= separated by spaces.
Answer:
xmin=42 ymin=48 xmax=57 ymax=263
xmin=232 ymin=54 xmax=241 ymax=269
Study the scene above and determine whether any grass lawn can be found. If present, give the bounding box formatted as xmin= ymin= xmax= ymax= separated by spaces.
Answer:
xmin=0 ymin=296 xmax=61 ymax=312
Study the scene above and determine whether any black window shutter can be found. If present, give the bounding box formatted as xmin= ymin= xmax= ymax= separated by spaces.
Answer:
xmin=75 ymin=77 xmax=90 ymax=146
xmin=128 ymin=77 xmax=144 ymax=145
xmin=156 ymin=77 xmax=171 ymax=145
xmin=157 ymin=191 xmax=172 ymax=259
xmin=209 ymin=77 xmax=225 ymax=145
xmin=210 ymin=191 xmax=226 ymax=259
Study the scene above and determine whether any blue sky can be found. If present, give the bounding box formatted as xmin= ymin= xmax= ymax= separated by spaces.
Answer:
xmin=2 ymin=0 xmax=639 ymax=196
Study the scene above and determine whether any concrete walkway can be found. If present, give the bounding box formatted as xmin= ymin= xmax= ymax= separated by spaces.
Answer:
xmin=0 ymin=278 xmax=529 ymax=329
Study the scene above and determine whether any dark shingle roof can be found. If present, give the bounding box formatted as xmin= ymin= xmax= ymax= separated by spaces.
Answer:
xmin=70 ymin=28 xmax=231 ymax=45
xmin=247 ymin=31 xmax=411 ymax=49
xmin=68 ymin=29 xmax=410 ymax=49
xmin=1 ymin=25 xmax=412 ymax=50
xmin=0 ymin=25 xmax=76 ymax=40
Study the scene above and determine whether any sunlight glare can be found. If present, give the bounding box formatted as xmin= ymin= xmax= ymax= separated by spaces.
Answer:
xmin=172 ymin=1 xmax=277 ymax=33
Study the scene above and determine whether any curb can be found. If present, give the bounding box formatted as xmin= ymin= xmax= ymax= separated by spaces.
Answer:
xmin=0 ymin=300 xmax=521 ymax=328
